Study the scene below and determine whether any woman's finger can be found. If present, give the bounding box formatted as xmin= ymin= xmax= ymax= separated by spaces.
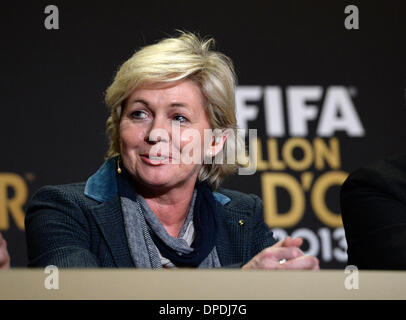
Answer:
xmin=260 ymin=246 xmax=304 ymax=262
xmin=272 ymin=237 xmax=303 ymax=249
xmin=280 ymin=255 xmax=319 ymax=270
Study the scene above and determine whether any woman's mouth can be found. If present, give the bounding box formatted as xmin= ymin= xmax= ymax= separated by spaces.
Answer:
xmin=140 ymin=154 xmax=171 ymax=165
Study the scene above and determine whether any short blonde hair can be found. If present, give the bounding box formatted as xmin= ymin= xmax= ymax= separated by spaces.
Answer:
xmin=105 ymin=31 xmax=244 ymax=189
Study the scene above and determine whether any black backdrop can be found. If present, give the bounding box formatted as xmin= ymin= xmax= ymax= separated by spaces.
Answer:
xmin=1 ymin=1 xmax=405 ymax=268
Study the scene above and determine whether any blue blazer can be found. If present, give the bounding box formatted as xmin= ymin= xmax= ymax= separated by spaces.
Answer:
xmin=25 ymin=159 xmax=276 ymax=268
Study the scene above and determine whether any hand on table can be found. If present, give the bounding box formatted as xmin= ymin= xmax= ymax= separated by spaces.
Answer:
xmin=242 ymin=237 xmax=319 ymax=270
xmin=0 ymin=232 xmax=10 ymax=270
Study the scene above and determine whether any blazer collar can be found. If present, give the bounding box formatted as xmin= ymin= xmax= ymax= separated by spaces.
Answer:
xmin=84 ymin=158 xmax=118 ymax=202
xmin=84 ymin=157 xmax=231 ymax=205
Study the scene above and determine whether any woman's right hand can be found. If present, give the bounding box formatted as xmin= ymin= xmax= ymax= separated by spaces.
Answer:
xmin=0 ymin=232 xmax=10 ymax=270
xmin=242 ymin=237 xmax=319 ymax=270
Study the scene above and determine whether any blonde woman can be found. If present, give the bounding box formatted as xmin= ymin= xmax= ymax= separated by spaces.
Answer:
xmin=25 ymin=32 xmax=318 ymax=270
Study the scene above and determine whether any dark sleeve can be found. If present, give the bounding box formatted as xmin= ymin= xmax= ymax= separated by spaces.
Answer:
xmin=249 ymin=194 xmax=277 ymax=257
xmin=219 ymin=193 xmax=276 ymax=268
xmin=340 ymin=168 xmax=406 ymax=270
xmin=25 ymin=186 xmax=100 ymax=268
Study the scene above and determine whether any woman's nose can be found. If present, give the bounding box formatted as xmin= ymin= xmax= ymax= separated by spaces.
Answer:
xmin=146 ymin=117 xmax=170 ymax=143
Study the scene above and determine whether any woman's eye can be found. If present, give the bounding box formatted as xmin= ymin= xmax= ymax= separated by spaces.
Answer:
xmin=130 ymin=110 xmax=148 ymax=119
xmin=173 ymin=115 xmax=188 ymax=123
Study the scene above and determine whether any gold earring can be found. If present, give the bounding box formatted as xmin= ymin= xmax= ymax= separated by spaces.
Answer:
xmin=117 ymin=157 xmax=122 ymax=174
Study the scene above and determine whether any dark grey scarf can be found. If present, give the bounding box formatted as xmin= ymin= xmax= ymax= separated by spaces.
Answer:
xmin=117 ymin=169 xmax=221 ymax=268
